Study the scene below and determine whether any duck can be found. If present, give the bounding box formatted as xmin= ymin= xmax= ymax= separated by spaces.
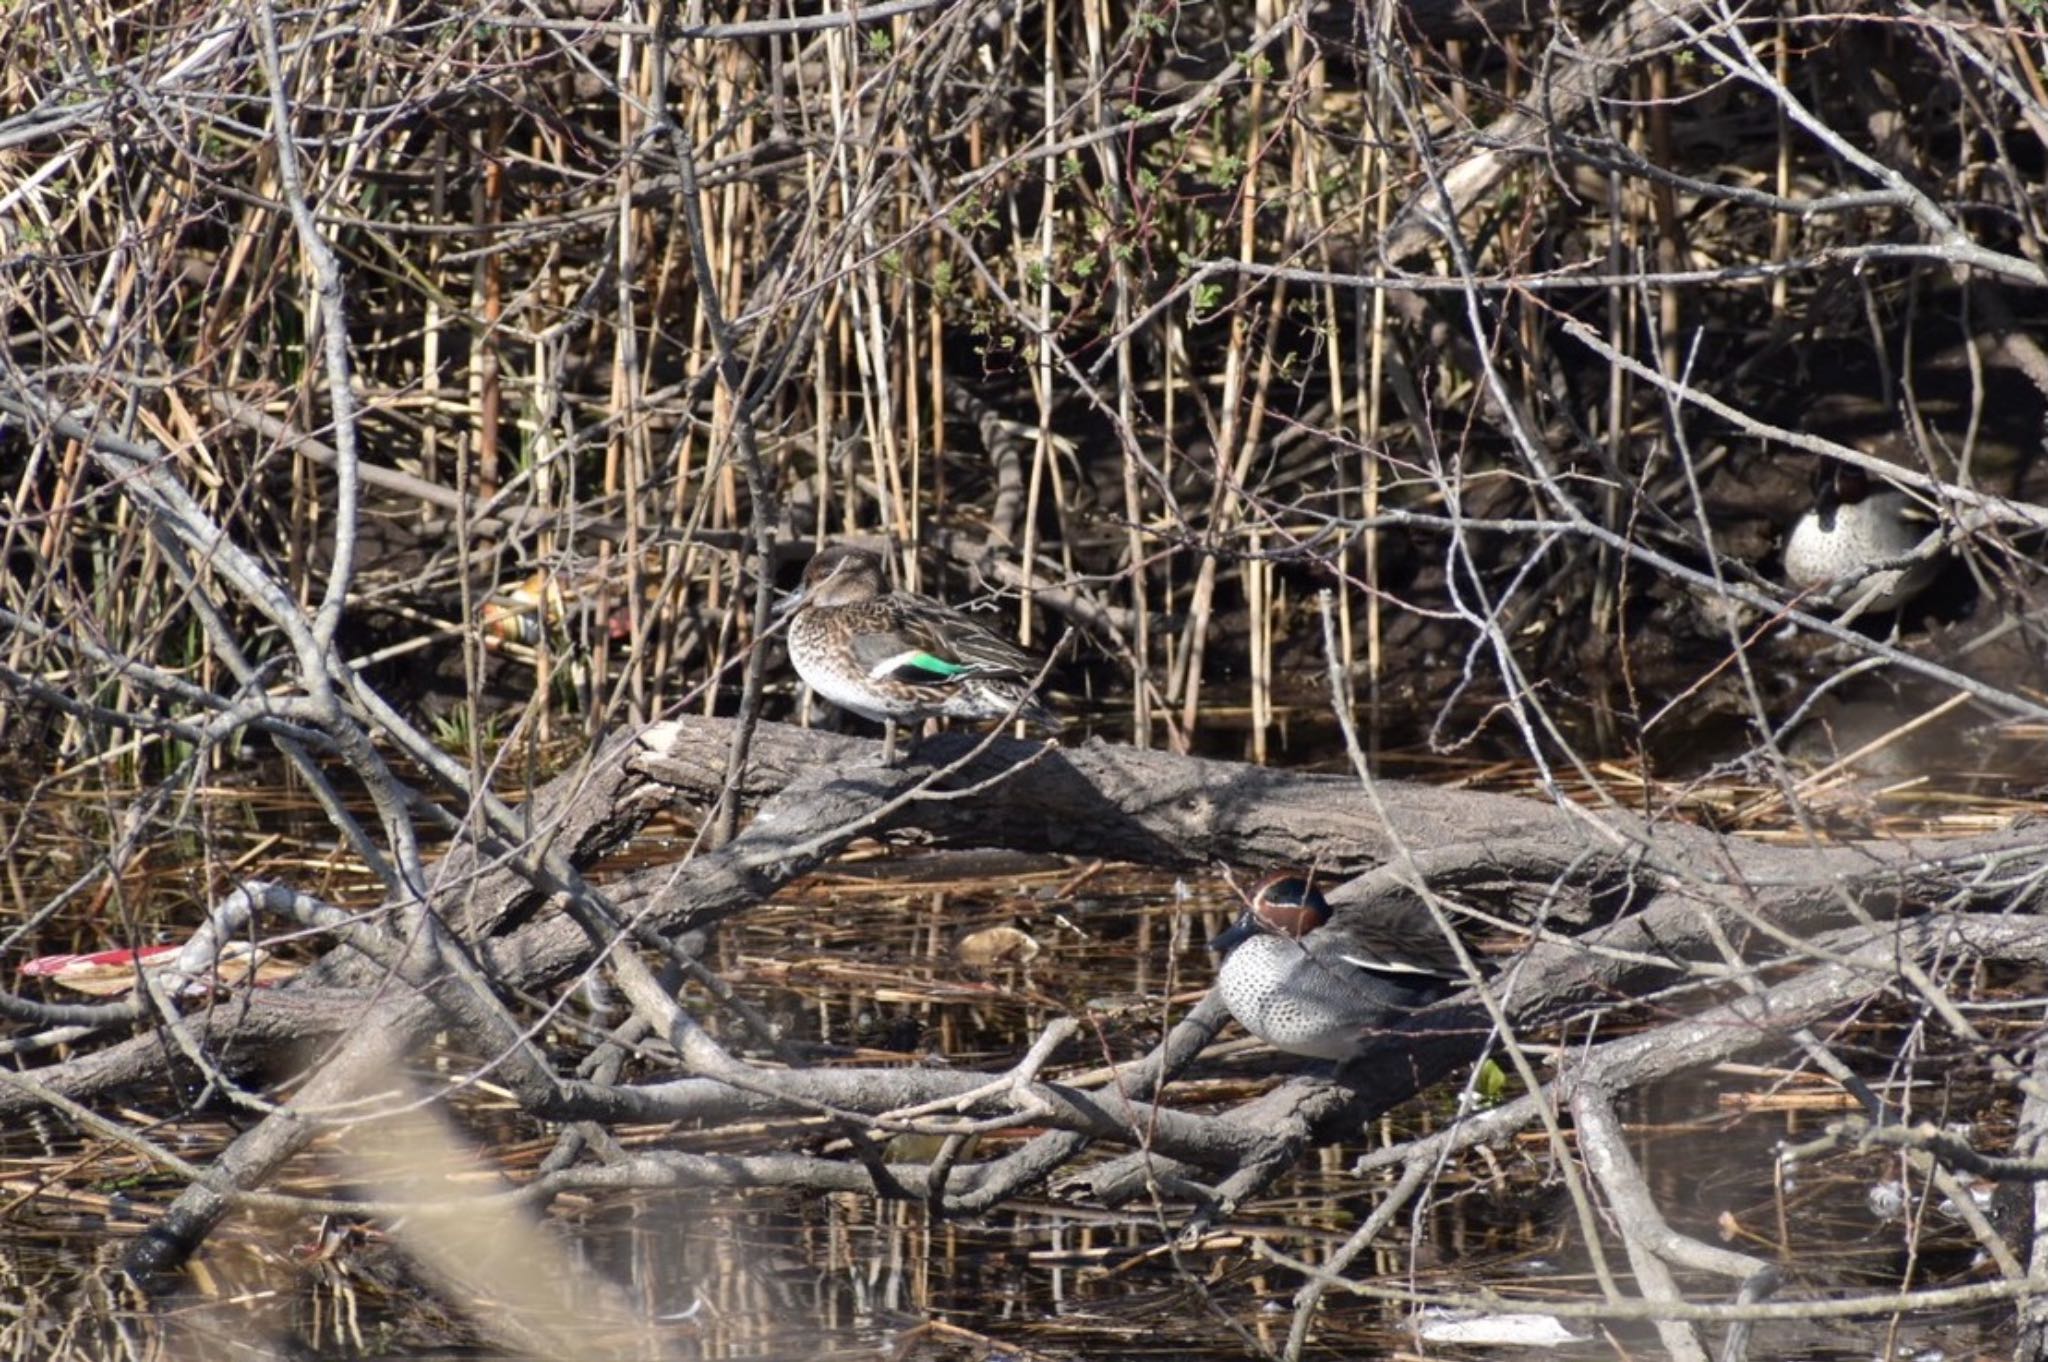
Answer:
xmin=778 ymin=544 xmax=1056 ymax=764
xmin=1782 ymin=460 xmax=1942 ymax=618
xmin=1209 ymin=872 xmax=1464 ymax=1061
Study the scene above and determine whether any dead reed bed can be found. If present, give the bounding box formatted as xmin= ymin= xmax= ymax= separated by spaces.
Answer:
xmin=3 ymin=0 xmax=2043 ymax=786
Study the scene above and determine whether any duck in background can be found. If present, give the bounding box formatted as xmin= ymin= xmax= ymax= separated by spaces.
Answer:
xmin=779 ymin=544 xmax=1057 ymax=765
xmin=1782 ymin=460 xmax=1944 ymax=620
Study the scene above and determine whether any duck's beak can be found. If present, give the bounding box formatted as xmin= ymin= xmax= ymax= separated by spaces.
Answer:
xmin=1209 ymin=913 xmax=1257 ymax=954
xmin=771 ymin=584 xmax=806 ymax=619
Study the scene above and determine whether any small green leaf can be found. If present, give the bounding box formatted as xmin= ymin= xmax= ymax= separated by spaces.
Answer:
xmin=1473 ymin=1058 xmax=1509 ymax=1105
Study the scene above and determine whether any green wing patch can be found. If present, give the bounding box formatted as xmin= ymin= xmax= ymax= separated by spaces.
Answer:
xmin=868 ymin=647 xmax=973 ymax=684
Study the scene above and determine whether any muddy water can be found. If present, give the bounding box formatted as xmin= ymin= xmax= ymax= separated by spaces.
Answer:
xmin=0 ymin=780 xmax=2022 ymax=1360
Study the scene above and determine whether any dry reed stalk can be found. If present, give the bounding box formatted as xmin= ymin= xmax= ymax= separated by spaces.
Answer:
xmin=1357 ymin=2 xmax=1407 ymax=762
xmin=1247 ymin=528 xmax=1270 ymax=763
xmin=1772 ymin=14 xmax=1794 ymax=317
xmin=1017 ymin=0 xmax=1057 ymax=653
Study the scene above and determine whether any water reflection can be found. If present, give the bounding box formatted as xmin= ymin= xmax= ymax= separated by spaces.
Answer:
xmin=0 ymin=800 xmax=2022 ymax=1359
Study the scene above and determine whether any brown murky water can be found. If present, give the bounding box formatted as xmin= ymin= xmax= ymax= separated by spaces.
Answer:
xmin=0 ymin=768 xmax=2026 ymax=1360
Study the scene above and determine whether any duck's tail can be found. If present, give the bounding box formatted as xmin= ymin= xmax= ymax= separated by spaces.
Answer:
xmin=972 ymin=679 xmax=1060 ymax=733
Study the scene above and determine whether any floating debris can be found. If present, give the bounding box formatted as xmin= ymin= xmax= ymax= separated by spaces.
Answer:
xmin=19 ymin=941 xmax=296 ymax=996
xmin=1416 ymin=1309 xmax=1585 ymax=1347
xmin=955 ymin=924 xmax=1041 ymax=968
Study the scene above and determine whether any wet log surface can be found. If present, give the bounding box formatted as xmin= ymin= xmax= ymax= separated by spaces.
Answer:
xmin=28 ymin=713 xmax=2045 ymax=1124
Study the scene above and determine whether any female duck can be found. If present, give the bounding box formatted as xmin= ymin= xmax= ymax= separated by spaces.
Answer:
xmin=780 ymin=545 xmax=1055 ymax=763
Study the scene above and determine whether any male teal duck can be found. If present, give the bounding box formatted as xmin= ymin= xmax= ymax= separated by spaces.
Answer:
xmin=1210 ymin=872 xmax=1463 ymax=1061
xmin=780 ymin=545 xmax=1055 ymax=764
xmin=1783 ymin=461 xmax=1942 ymax=617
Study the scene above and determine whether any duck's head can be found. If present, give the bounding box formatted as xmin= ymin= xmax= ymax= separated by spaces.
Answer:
xmin=779 ymin=545 xmax=887 ymax=614
xmin=1210 ymin=872 xmax=1332 ymax=954
xmin=1811 ymin=460 xmax=1875 ymax=531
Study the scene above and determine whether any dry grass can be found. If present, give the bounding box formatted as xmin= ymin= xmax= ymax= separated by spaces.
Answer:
xmin=4 ymin=0 xmax=2042 ymax=787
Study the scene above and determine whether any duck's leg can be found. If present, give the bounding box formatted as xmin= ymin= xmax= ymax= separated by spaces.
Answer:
xmin=882 ymin=719 xmax=899 ymax=767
